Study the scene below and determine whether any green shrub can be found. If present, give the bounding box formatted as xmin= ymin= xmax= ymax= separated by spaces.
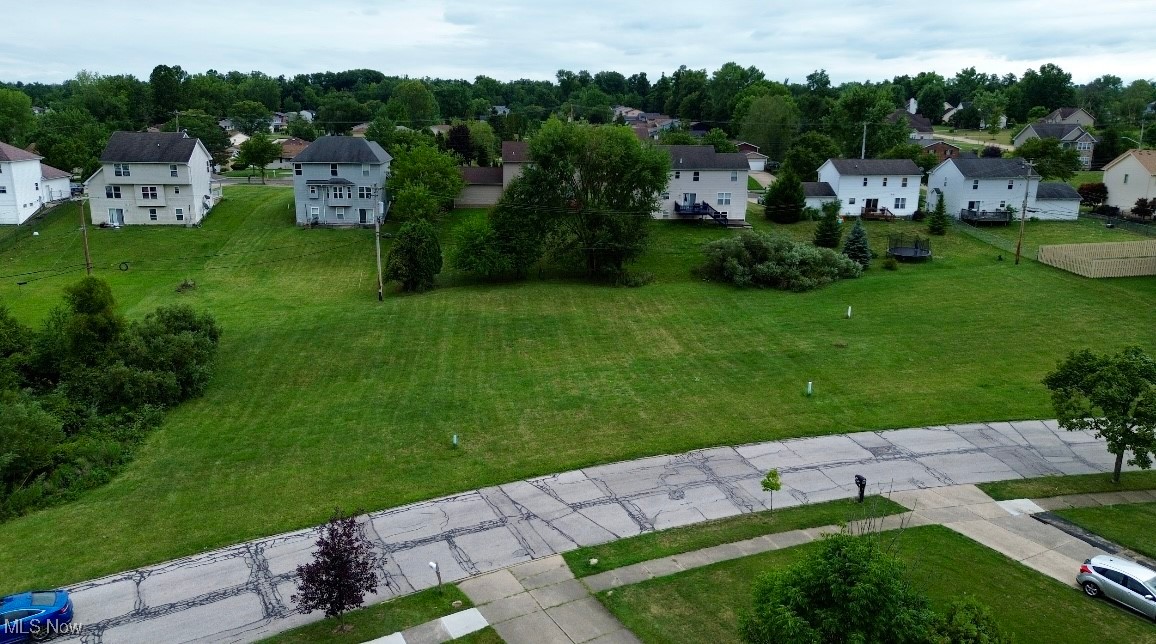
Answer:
xmin=700 ymin=231 xmax=861 ymax=292
xmin=882 ymin=257 xmax=899 ymax=270
xmin=386 ymin=219 xmax=443 ymax=292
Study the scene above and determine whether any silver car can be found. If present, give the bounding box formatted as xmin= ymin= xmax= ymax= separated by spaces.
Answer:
xmin=1077 ymin=555 xmax=1156 ymax=621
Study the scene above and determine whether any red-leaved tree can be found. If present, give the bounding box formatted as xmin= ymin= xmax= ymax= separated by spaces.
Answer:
xmin=292 ymin=509 xmax=379 ymax=627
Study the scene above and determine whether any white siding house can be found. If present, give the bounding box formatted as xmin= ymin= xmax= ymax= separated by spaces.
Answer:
xmin=1034 ymin=183 xmax=1082 ymax=220
xmin=86 ymin=132 xmax=220 ymax=226
xmin=926 ymin=157 xmax=1043 ymax=219
xmin=802 ymin=182 xmax=838 ymax=210
xmin=1102 ymin=149 xmax=1156 ymax=212
xmin=656 ymin=145 xmax=749 ymax=224
xmin=815 ymin=159 xmax=922 ymax=218
xmin=0 ymin=141 xmax=72 ymax=225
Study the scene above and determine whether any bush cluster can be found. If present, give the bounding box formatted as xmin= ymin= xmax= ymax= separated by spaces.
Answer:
xmin=700 ymin=231 xmax=861 ymax=292
xmin=0 ymin=278 xmax=220 ymax=520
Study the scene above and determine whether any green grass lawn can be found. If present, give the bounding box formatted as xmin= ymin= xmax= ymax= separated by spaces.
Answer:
xmin=1068 ymin=170 xmax=1104 ymax=189
xmin=223 ymin=168 xmax=295 ymax=179
xmin=1053 ymin=503 xmax=1156 ymax=560
xmin=261 ymin=585 xmax=472 ymax=643
xmin=974 ymin=217 xmax=1149 ymax=260
xmin=598 ymin=525 xmax=1156 ymax=643
xmin=747 ymin=175 xmax=763 ymax=191
xmin=979 ymin=470 xmax=1156 ymax=501
xmin=564 ymin=496 xmax=906 ymax=577
xmin=933 ymin=125 xmax=1013 ymax=146
xmin=1 ymin=187 xmax=1155 ymax=593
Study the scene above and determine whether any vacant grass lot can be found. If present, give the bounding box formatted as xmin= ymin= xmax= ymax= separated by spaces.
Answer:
xmin=975 ymin=217 xmax=1150 ymax=260
xmin=599 ymin=525 xmax=1156 ymax=643
xmin=1054 ymin=502 xmax=1156 ymax=561
xmin=1 ymin=187 xmax=1154 ymax=593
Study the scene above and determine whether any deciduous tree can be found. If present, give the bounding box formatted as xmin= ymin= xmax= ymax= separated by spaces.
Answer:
xmin=388 ymin=144 xmax=465 ymax=211
xmin=292 ymin=510 xmax=379 ymax=627
xmin=1016 ymin=137 xmax=1081 ymax=181
xmin=1043 ymin=346 xmax=1156 ymax=483
xmin=235 ymin=136 xmax=281 ymax=183
xmin=739 ymin=95 xmax=800 ymax=161
xmin=780 ymin=132 xmax=841 ymax=181
xmin=0 ymin=88 xmax=35 ymax=145
xmin=228 ymin=100 xmax=273 ymax=135
xmin=385 ymin=219 xmax=443 ymax=292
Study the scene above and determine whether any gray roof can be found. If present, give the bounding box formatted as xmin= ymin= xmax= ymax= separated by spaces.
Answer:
xmin=1036 ymin=182 xmax=1081 ymax=200
xmin=100 ymin=132 xmax=201 ymax=163
xmin=826 ymin=158 xmax=921 ymax=176
xmin=41 ymin=164 xmax=71 ymax=180
xmin=921 ymin=139 xmax=959 ymax=150
xmin=294 ymin=136 xmax=392 ymax=164
xmin=502 ymin=141 xmax=529 ymax=163
xmin=1019 ymin=123 xmax=1097 ymax=143
xmin=659 ymin=145 xmax=749 ymax=170
xmin=950 ymin=157 xmax=1037 ymax=179
xmin=802 ymin=182 xmax=836 ymax=197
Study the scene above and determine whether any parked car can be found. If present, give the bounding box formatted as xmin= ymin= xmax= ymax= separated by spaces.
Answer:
xmin=0 ymin=590 xmax=74 ymax=643
xmin=1077 ymin=555 xmax=1156 ymax=621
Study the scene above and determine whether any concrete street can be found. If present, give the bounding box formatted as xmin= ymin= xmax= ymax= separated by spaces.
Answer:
xmin=57 ymin=419 xmax=1132 ymax=643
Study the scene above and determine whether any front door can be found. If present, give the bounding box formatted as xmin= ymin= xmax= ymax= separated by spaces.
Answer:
xmin=359 ymin=208 xmax=370 ymax=224
xmin=108 ymin=208 xmax=124 ymax=225
xmin=864 ymin=198 xmax=878 ymax=212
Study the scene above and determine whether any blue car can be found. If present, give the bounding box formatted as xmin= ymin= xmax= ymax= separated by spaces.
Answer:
xmin=0 ymin=591 xmax=74 ymax=643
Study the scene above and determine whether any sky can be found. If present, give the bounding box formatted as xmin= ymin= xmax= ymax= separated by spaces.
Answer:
xmin=3 ymin=0 xmax=1154 ymax=86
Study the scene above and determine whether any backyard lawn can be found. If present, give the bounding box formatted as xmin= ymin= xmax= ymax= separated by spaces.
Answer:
xmin=974 ymin=216 xmax=1150 ymax=260
xmin=1053 ymin=503 xmax=1156 ymax=561
xmin=598 ymin=525 xmax=1156 ymax=643
xmin=933 ymin=125 xmax=1013 ymax=146
xmin=1 ymin=187 xmax=1154 ymax=593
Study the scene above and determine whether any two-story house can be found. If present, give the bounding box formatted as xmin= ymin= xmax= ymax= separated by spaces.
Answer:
xmin=0 ymin=141 xmax=72 ymax=225
xmin=1012 ymin=123 xmax=1098 ymax=168
xmin=927 ymin=157 xmax=1041 ymax=220
xmin=886 ymin=109 xmax=935 ymax=141
xmin=292 ymin=136 xmax=391 ymax=226
xmin=1041 ymin=108 xmax=1095 ymax=127
xmin=1102 ymin=149 xmax=1156 ymax=213
xmin=655 ymin=145 xmax=749 ymax=224
xmin=920 ymin=140 xmax=962 ymax=164
xmin=815 ymin=159 xmax=922 ymax=218
xmin=85 ymin=132 xmax=218 ymax=226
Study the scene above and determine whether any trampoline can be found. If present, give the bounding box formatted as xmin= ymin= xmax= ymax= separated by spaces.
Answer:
xmin=887 ymin=234 xmax=932 ymax=261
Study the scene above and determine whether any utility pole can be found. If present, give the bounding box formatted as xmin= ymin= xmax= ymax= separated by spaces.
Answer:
xmin=373 ymin=186 xmax=384 ymax=301
xmin=860 ymin=122 xmax=867 ymax=159
xmin=1014 ymin=161 xmax=1034 ymax=265
xmin=79 ymin=192 xmax=93 ymax=275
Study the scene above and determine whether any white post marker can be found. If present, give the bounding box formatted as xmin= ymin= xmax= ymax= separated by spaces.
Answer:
xmin=452 ymin=434 xmax=458 ymax=448
xmin=806 ymin=381 xmax=813 ymax=396
xmin=429 ymin=561 xmax=442 ymax=587
xmin=846 ymin=305 xmax=852 ymax=319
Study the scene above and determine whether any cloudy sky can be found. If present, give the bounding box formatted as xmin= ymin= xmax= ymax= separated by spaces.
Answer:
xmin=3 ymin=0 xmax=1152 ymax=86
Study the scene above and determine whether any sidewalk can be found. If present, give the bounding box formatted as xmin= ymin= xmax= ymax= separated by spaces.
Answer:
xmin=58 ymin=420 xmax=1136 ymax=643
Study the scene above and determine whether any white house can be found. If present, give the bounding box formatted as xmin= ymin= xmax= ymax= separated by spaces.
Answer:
xmin=656 ymin=145 xmax=748 ymax=224
xmin=85 ymin=131 xmax=220 ymax=226
xmin=1102 ymin=149 xmax=1156 ymax=213
xmin=802 ymin=182 xmax=838 ymax=210
xmin=927 ymin=157 xmax=1049 ymax=219
xmin=1034 ymin=182 xmax=1082 ymax=220
xmin=0 ymin=141 xmax=72 ymax=225
xmin=815 ymin=158 xmax=922 ymax=218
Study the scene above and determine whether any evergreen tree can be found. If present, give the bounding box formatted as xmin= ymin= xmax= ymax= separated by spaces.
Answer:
xmin=812 ymin=201 xmax=843 ymax=248
xmin=842 ymin=219 xmax=871 ymax=268
xmin=928 ymin=196 xmax=949 ymax=235
xmin=764 ymin=170 xmax=805 ymax=223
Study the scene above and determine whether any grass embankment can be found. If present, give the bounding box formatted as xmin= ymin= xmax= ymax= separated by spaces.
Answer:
xmin=1 ymin=187 xmax=1154 ymax=592
xmin=1053 ymin=503 xmax=1156 ymax=560
xmin=979 ymin=470 xmax=1156 ymax=500
xmin=599 ymin=525 xmax=1156 ymax=643
xmin=261 ymin=585 xmax=473 ymax=644
xmin=563 ymin=496 xmax=906 ymax=577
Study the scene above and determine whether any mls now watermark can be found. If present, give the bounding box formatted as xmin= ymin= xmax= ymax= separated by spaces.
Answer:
xmin=5 ymin=620 xmax=84 ymax=637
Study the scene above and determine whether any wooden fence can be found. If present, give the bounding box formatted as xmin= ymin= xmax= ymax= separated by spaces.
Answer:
xmin=1037 ymin=240 xmax=1156 ymax=278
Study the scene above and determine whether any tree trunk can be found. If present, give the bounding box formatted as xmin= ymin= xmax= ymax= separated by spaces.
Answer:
xmin=1113 ymin=451 xmax=1124 ymax=484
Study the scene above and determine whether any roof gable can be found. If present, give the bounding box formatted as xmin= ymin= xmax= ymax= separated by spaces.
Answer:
xmin=293 ymin=136 xmax=391 ymax=164
xmin=0 ymin=140 xmax=42 ymax=162
xmin=1103 ymin=149 xmax=1156 ymax=175
xmin=101 ymin=131 xmax=201 ymax=163
xmin=826 ymin=158 xmax=921 ymax=176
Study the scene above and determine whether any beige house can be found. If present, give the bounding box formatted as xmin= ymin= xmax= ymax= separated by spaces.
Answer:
xmin=1102 ymin=149 xmax=1156 ymax=213
xmin=86 ymin=132 xmax=220 ymax=226
xmin=1042 ymin=108 xmax=1096 ymax=127
xmin=456 ymin=167 xmax=503 ymax=207
xmin=1012 ymin=123 xmax=1098 ymax=168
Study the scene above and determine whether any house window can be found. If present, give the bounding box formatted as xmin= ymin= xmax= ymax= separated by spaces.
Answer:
xmin=34 ymin=182 xmax=39 ymax=191
xmin=309 ymin=186 xmax=318 ymax=198
xmin=999 ymin=201 xmax=1006 ymax=209
xmin=883 ymin=177 xmax=888 ymax=187
xmin=862 ymin=177 xmax=868 ymax=186
xmin=335 ymin=207 xmax=345 ymax=220
xmin=717 ymin=192 xmax=732 ymax=205
xmin=105 ymin=186 xmax=121 ymax=198
xmin=169 ymin=164 xmax=178 ymax=178
xmin=114 ymin=163 xmax=130 ymax=177
xmin=1077 ymin=142 xmax=1091 ymax=151
xmin=674 ymin=171 xmax=680 ymax=179
xmin=309 ymin=206 xmax=320 ymax=216
xmin=661 ymin=191 xmax=669 ymax=200
xmin=730 ymin=171 xmax=737 ymax=182
xmin=901 ymin=177 xmax=908 ymax=187
xmin=968 ymin=200 xmax=981 ymax=210
xmin=141 ymin=186 xmax=158 ymax=200
xmin=174 ymin=187 xmax=180 ymax=194
xmin=1123 ymin=174 xmax=1129 ymax=184
xmin=294 ymin=164 xmax=302 ymax=176
xmin=1008 ymin=180 xmax=1014 ymax=190
xmin=972 ymin=180 xmax=979 ymax=190
xmin=330 ymin=164 xmax=338 ymax=176
xmin=175 ymin=209 xmax=184 ymax=221
xmin=0 ymin=186 xmax=5 ymax=193
xmin=149 ymin=209 xmax=158 ymax=221
xmin=848 ymin=197 xmax=856 ymax=204
xmin=358 ymin=186 xmax=373 ymax=199
xmin=362 ymin=164 xmax=370 ymax=176
xmin=894 ymin=197 xmax=906 ymax=209
xmin=692 ymin=171 xmax=700 ymax=181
